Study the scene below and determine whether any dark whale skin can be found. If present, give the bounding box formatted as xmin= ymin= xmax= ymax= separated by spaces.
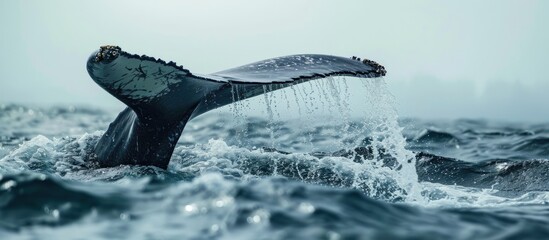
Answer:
xmin=87 ymin=45 xmax=386 ymax=169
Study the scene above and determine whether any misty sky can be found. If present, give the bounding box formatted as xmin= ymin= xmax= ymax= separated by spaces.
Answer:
xmin=1 ymin=1 xmax=548 ymax=121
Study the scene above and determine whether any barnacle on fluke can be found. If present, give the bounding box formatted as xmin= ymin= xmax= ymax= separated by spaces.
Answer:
xmin=351 ymin=56 xmax=386 ymax=76
xmin=94 ymin=45 xmax=121 ymax=62
xmin=362 ymin=59 xmax=386 ymax=76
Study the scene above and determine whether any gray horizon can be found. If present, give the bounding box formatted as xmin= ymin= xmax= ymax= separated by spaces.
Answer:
xmin=1 ymin=0 xmax=548 ymax=122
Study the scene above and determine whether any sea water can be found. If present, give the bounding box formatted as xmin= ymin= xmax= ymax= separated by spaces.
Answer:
xmin=1 ymin=78 xmax=548 ymax=239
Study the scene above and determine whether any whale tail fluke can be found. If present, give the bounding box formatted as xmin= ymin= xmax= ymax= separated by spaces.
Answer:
xmin=86 ymin=45 xmax=386 ymax=168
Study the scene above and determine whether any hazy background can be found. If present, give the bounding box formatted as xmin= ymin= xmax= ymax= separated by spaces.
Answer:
xmin=1 ymin=0 xmax=548 ymax=122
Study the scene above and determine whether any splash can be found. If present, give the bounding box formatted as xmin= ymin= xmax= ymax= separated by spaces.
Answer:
xmin=222 ymin=77 xmax=422 ymax=201
xmin=0 ymin=132 xmax=103 ymax=176
xmin=221 ymin=77 xmax=549 ymax=206
xmin=354 ymin=78 xmax=422 ymax=202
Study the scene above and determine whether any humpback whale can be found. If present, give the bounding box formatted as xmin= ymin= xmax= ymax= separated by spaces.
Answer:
xmin=87 ymin=45 xmax=386 ymax=169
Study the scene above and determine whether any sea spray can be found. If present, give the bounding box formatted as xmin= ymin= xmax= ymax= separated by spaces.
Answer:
xmin=355 ymin=78 xmax=422 ymax=202
xmin=223 ymin=77 xmax=421 ymax=201
xmin=0 ymin=132 xmax=103 ymax=175
xmin=206 ymin=77 xmax=533 ymax=204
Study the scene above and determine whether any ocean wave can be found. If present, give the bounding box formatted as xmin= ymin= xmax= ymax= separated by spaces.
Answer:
xmin=417 ymin=152 xmax=549 ymax=194
xmin=4 ymin=132 xmax=549 ymax=208
xmin=2 ymin=100 xmax=549 ymax=239
xmin=414 ymin=129 xmax=461 ymax=144
xmin=1 ymin=171 xmax=548 ymax=240
xmin=0 ymin=173 xmax=128 ymax=231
